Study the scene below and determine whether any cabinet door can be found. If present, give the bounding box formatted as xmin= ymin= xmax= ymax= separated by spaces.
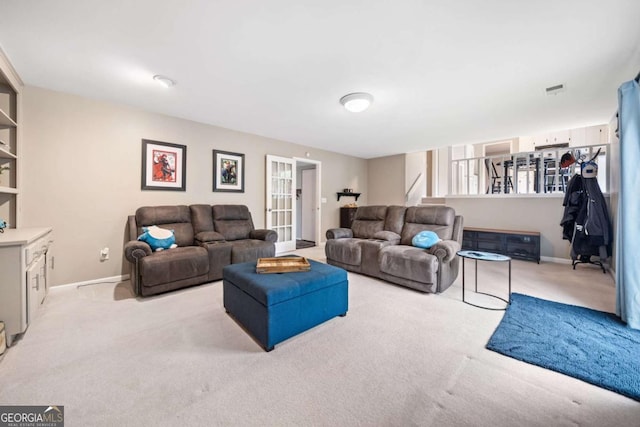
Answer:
xmin=585 ymin=125 xmax=608 ymax=146
xmin=549 ymin=130 xmax=570 ymax=145
xmin=26 ymin=255 xmax=45 ymax=323
xmin=38 ymin=260 xmax=47 ymax=305
xmin=518 ymin=136 xmax=535 ymax=152
xmin=569 ymin=127 xmax=586 ymax=147
xmin=45 ymin=244 xmax=54 ymax=298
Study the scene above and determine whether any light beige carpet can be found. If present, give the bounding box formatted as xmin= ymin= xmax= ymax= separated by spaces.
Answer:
xmin=1 ymin=247 xmax=638 ymax=426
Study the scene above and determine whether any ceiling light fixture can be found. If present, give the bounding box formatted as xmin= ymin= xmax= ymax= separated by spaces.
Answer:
xmin=340 ymin=92 xmax=374 ymax=113
xmin=153 ymin=75 xmax=176 ymax=88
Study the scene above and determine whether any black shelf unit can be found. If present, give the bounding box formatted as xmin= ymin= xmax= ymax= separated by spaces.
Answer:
xmin=462 ymin=227 xmax=540 ymax=263
xmin=336 ymin=192 xmax=361 ymax=201
xmin=340 ymin=207 xmax=358 ymax=228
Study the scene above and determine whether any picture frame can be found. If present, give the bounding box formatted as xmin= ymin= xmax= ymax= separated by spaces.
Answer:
xmin=213 ymin=149 xmax=245 ymax=192
xmin=141 ymin=139 xmax=187 ymax=191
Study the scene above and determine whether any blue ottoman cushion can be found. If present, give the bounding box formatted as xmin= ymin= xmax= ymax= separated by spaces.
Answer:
xmin=223 ymin=258 xmax=348 ymax=351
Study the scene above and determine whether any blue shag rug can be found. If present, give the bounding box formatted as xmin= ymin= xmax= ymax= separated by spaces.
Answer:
xmin=486 ymin=293 xmax=640 ymax=401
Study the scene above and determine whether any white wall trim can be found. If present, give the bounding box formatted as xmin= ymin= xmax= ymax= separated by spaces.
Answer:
xmin=539 ymin=256 xmax=572 ymax=264
xmin=540 ymin=256 xmax=615 ymax=280
xmin=52 ymin=274 xmax=130 ymax=290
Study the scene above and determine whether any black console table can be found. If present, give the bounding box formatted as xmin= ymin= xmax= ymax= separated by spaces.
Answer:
xmin=462 ymin=227 xmax=540 ymax=263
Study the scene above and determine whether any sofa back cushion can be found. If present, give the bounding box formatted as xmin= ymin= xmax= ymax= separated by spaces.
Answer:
xmin=384 ymin=206 xmax=407 ymax=235
xmin=351 ymin=206 xmax=387 ymax=239
xmin=212 ymin=205 xmax=255 ymax=241
xmin=400 ymin=206 xmax=456 ymax=245
xmin=190 ymin=204 xmax=215 ymax=233
xmin=135 ymin=205 xmax=194 ymax=247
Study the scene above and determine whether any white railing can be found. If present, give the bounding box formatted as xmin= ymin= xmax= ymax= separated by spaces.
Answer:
xmin=405 ymin=172 xmax=423 ymax=204
xmin=449 ymin=144 xmax=609 ymax=196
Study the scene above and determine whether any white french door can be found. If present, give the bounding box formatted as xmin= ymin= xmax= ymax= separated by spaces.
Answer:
xmin=266 ymin=155 xmax=296 ymax=253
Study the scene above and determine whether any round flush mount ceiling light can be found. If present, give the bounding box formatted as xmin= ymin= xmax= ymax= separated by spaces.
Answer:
xmin=153 ymin=75 xmax=176 ymax=88
xmin=340 ymin=92 xmax=374 ymax=113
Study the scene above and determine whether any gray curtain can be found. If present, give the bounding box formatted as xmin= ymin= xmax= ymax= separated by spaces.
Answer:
xmin=616 ymin=77 xmax=640 ymax=329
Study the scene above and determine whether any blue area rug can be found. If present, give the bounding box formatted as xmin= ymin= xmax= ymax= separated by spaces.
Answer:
xmin=486 ymin=293 xmax=640 ymax=401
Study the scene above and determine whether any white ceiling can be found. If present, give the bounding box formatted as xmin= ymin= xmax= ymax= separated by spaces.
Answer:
xmin=1 ymin=0 xmax=639 ymax=159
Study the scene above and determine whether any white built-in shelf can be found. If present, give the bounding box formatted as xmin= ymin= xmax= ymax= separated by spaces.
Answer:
xmin=0 ymin=146 xmax=16 ymax=159
xmin=0 ymin=109 xmax=17 ymax=128
xmin=0 ymin=185 xmax=18 ymax=194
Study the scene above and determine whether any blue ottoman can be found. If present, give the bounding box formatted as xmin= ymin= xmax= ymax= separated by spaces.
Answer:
xmin=223 ymin=258 xmax=348 ymax=351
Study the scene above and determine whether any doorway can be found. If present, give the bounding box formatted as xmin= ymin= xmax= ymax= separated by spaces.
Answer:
xmin=295 ymin=158 xmax=321 ymax=250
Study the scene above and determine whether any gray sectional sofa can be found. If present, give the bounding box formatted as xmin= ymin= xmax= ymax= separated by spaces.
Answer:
xmin=325 ymin=205 xmax=463 ymax=293
xmin=124 ymin=204 xmax=276 ymax=297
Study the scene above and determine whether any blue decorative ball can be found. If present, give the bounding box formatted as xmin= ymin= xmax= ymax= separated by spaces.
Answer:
xmin=412 ymin=231 xmax=441 ymax=249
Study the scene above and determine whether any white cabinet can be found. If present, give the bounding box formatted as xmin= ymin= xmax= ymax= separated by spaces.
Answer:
xmin=518 ymin=136 xmax=535 ymax=152
xmin=550 ymin=129 xmax=570 ymax=145
xmin=569 ymin=127 xmax=586 ymax=147
xmin=585 ymin=125 xmax=608 ymax=145
xmin=0 ymin=228 xmax=53 ymax=346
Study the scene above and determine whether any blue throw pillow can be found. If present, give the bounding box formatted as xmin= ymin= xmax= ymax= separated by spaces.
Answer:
xmin=412 ymin=231 xmax=441 ymax=249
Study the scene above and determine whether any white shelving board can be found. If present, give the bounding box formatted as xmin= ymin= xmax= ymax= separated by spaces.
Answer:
xmin=0 ymin=145 xmax=17 ymax=159
xmin=0 ymin=108 xmax=17 ymax=128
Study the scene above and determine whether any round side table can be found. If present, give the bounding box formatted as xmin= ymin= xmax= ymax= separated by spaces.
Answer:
xmin=457 ymin=250 xmax=511 ymax=310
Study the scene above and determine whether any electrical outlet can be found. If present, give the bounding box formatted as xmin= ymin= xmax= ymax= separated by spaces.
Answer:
xmin=100 ymin=247 xmax=109 ymax=261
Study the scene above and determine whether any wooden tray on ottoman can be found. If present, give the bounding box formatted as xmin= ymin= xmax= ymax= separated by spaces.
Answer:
xmin=256 ymin=257 xmax=311 ymax=274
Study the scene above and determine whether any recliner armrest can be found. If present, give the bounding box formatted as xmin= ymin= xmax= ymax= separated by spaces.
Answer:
xmin=195 ymin=231 xmax=225 ymax=245
xmin=124 ymin=241 xmax=152 ymax=263
xmin=326 ymin=228 xmax=353 ymax=240
xmin=250 ymin=229 xmax=278 ymax=243
xmin=427 ymin=240 xmax=461 ymax=263
xmin=373 ymin=231 xmax=401 ymax=244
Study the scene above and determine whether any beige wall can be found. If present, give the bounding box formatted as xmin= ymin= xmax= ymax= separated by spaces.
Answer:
xmin=367 ymin=154 xmax=405 ymax=205
xmin=21 ymin=86 xmax=368 ymax=286
xmin=445 ymin=196 xmax=577 ymax=260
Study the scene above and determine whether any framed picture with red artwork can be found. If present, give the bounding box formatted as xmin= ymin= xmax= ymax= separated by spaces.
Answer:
xmin=141 ymin=139 xmax=187 ymax=191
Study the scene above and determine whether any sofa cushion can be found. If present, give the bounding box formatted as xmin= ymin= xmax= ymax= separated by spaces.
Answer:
xmin=213 ymin=205 xmax=254 ymax=241
xmin=384 ymin=206 xmax=407 ymax=235
xmin=139 ymin=246 xmax=209 ymax=287
xmin=400 ymin=206 xmax=456 ymax=245
xmin=379 ymin=246 xmax=438 ymax=284
xmin=190 ymin=204 xmax=215 ymax=233
xmin=135 ymin=205 xmax=194 ymax=247
xmin=230 ymin=240 xmax=275 ymax=263
xmin=373 ymin=230 xmax=401 ymax=244
xmin=325 ymin=238 xmax=362 ymax=266
xmin=351 ymin=205 xmax=387 ymax=239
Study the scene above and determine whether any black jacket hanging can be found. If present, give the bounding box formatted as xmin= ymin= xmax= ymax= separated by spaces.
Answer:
xmin=560 ymin=172 xmax=612 ymax=265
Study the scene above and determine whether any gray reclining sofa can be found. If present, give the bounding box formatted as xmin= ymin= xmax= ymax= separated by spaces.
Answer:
xmin=325 ymin=205 xmax=463 ymax=293
xmin=124 ymin=204 xmax=276 ymax=297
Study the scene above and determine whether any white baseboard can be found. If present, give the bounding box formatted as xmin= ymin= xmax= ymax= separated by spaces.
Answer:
xmin=541 ymin=257 xmax=616 ymax=279
xmin=53 ymin=274 xmax=130 ymax=290
xmin=540 ymin=256 xmax=572 ymax=264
